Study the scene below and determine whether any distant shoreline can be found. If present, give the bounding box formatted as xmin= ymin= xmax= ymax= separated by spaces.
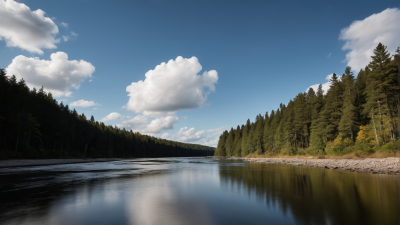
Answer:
xmin=240 ymin=157 xmax=400 ymax=175
xmin=0 ymin=158 xmax=121 ymax=168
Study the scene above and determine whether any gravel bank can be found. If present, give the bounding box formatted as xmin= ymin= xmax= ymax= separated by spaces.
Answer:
xmin=0 ymin=158 xmax=121 ymax=168
xmin=243 ymin=157 xmax=400 ymax=175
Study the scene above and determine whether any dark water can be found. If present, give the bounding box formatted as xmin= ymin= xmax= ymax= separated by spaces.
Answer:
xmin=0 ymin=158 xmax=398 ymax=225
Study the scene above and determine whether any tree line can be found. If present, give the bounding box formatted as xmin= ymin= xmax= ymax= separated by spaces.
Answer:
xmin=215 ymin=43 xmax=399 ymax=157
xmin=0 ymin=70 xmax=215 ymax=159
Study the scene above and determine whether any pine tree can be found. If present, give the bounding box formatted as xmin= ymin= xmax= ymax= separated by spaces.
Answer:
xmin=233 ymin=125 xmax=242 ymax=156
xmin=339 ymin=66 xmax=358 ymax=141
xmin=293 ymin=93 xmax=309 ymax=148
xmin=319 ymin=73 xmax=344 ymax=142
xmin=263 ymin=110 xmax=274 ymax=152
xmin=254 ymin=114 xmax=264 ymax=154
xmin=363 ymin=43 xmax=399 ymax=143
xmin=241 ymin=119 xmax=251 ymax=156
xmin=246 ymin=122 xmax=257 ymax=154
xmin=225 ymin=128 xmax=235 ymax=156
xmin=307 ymin=87 xmax=317 ymax=119
xmin=355 ymin=67 xmax=369 ymax=125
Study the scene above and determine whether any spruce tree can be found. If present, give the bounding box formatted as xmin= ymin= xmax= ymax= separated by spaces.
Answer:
xmin=254 ymin=114 xmax=264 ymax=154
xmin=241 ymin=119 xmax=251 ymax=156
xmin=319 ymin=73 xmax=344 ymax=142
xmin=355 ymin=67 xmax=368 ymax=125
xmin=225 ymin=128 xmax=235 ymax=156
xmin=246 ymin=122 xmax=257 ymax=154
xmin=233 ymin=125 xmax=242 ymax=156
xmin=263 ymin=110 xmax=274 ymax=152
xmin=215 ymin=131 xmax=228 ymax=156
xmin=339 ymin=66 xmax=358 ymax=141
xmin=363 ymin=43 xmax=399 ymax=143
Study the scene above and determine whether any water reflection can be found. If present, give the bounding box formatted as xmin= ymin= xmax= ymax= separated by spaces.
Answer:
xmin=219 ymin=162 xmax=399 ymax=225
xmin=126 ymin=175 xmax=214 ymax=225
xmin=0 ymin=158 xmax=217 ymax=225
xmin=0 ymin=158 xmax=398 ymax=225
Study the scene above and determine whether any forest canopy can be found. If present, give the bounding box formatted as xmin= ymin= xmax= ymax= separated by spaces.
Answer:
xmin=0 ymin=72 xmax=215 ymax=159
xmin=215 ymin=43 xmax=399 ymax=157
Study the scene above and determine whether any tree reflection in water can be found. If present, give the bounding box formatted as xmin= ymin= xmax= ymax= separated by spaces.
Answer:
xmin=219 ymin=163 xmax=398 ymax=225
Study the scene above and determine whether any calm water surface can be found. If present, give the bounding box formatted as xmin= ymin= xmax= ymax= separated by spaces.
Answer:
xmin=0 ymin=158 xmax=398 ymax=225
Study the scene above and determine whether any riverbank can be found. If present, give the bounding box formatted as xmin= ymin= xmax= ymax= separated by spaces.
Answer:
xmin=242 ymin=157 xmax=400 ymax=175
xmin=0 ymin=158 xmax=121 ymax=168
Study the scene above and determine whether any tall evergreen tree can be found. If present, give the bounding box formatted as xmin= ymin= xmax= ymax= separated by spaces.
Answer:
xmin=241 ymin=119 xmax=251 ymax=156
xmin=363 ymin=43 xmax=399 ymax=143
xmin=233 ymin=125 xmax=242 ymax=156
xmin=254 ymin=114 xmax=264 ymax=154
xmin=319 ymin=73 xmax=344 ymax=142
xmin=225 ymin=128 xmax=235 ymax=156
xmin=339 ymin=66 xmax=358 ymax=140
xmin=263 ymin=110 xmax=274 ymax=152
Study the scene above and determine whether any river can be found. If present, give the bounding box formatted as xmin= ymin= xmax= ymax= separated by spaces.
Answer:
xmin=0 ymin=158 xmax=398 ymax=225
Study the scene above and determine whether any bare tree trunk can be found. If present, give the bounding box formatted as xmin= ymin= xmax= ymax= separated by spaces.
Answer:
xmin=385 ymin=97 xmax=395 ymax=142
xmin=377 ymin=101 xmax=384 ymax=144
xmin=371 ymin=110 xmax=380 ymax=146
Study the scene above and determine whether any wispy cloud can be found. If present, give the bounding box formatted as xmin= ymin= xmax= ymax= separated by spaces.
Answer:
xmin=60 ymin=22 xmax=68 ymax=28
xmin=62 ymin=35 xmax=69 ymax=42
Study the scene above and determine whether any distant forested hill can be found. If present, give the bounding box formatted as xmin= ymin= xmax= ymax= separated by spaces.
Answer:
xmin=0 ymin=71 xmax=215 ymax=159
xmin=215 ymin=43 xmax=399 ymax=157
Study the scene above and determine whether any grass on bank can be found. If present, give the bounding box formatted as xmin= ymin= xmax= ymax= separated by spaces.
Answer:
xmin=229 ymin=139 xmax=398 ymax=159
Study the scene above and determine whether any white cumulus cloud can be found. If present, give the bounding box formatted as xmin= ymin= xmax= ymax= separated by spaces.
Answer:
xmin=118 ymin=115 xmax=179 ymax=134
xmin=124 ymin=56 xmax=218 ymax=116
xmin=0 ymin=0 xmax=59 ymax=54
xmin=339 ymin=8 xmax=400 ymax=71
xmin=70 ymin=99 xmax=98 ymax=108
xmin=100 ymin=112 xmax=126 ymax=122
xmin=162 ymin=126 xmax=224 ymax=147
xmin=6 ymin=51 xmax=95 ymax=97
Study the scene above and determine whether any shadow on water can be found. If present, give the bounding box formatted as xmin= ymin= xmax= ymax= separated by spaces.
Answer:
xmin=219 ymin=163 xmax=398 ymax=225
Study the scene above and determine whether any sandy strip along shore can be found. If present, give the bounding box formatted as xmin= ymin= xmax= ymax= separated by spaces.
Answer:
xmin=243 ymin=157 xmax=400 ymax=175
xmin=0 ymin=158 xmax=121 ymax=168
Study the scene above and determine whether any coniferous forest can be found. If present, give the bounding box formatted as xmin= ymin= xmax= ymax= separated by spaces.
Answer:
xmin=0 ymin=70 xmax=215 ymax=159
xmin=215 ymin=43 xmax=399 ymax=157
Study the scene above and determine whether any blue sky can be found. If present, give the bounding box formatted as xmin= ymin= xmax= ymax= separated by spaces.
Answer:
xmin=1 ymin=0 xmax=399 ymax=146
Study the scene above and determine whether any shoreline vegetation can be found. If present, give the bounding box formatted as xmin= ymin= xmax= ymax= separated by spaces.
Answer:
xmin=215 ymin=43 xmax=400 ymax=159
xmin=0 ymin=70 xmax=215 ymax=160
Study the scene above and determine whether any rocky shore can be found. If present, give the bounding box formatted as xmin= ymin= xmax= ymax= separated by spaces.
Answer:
xmin=0 ymin=158 xmax=120 ymax=168
xmin=243 ymin=157 xmax=400 ymax=175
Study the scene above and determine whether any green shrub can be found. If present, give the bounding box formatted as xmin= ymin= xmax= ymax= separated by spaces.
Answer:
xmin=325 ymin=136 xmax=354 ymax=156
xmin=380 ymin=142 xmax=399 ymax=153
